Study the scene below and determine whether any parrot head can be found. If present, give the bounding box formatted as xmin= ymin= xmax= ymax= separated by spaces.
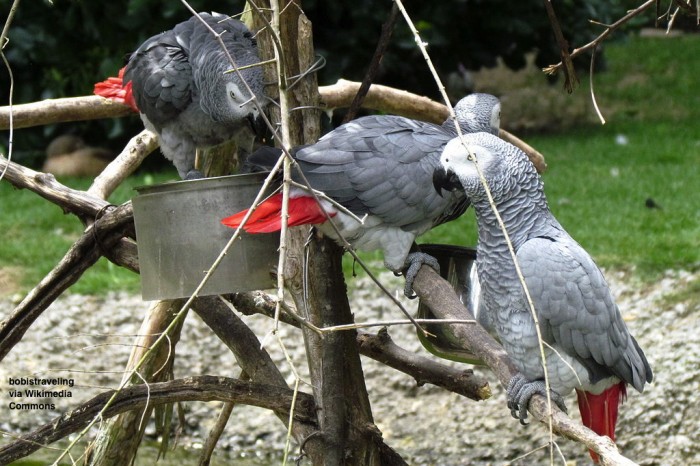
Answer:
xmin=452 ymin=93 xmax=501 ymax=135
xmin=434 ymin=132 xmax=540 ymax=204
xmin=225 ymin=80 xmax=261 ymax=121
xmin=434 ymin=134 xmax=502 ymax=199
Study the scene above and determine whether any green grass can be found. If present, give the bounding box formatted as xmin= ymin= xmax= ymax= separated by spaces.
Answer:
xmin=3 ymin=34 xmax=700 ymax=295
xmin=0 ymin=170 xmax=177 ymax=296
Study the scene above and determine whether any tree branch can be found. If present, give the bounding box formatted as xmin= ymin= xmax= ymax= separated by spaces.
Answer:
xmin=87 ymin=129 xmax=158 ymax=200
xmin=0 ymin=95 xmax=133 ymax=130
xmin=544 ymin=0 xmax=656 ymax=76
xmin=0 ymin=376 xmax=317 ymax=465
xmin=0 ymin=154 xmax=112 ymax=218
xmin=0 ymin=85 xmax=547 ymax=173
xmin=228 ymin=291 xmax=491 ymax=401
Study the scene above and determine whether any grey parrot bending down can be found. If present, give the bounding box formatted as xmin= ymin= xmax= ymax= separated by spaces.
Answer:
xmin=221 ymin=94 xmax=501 ymax=297
xmin=433 ymin=132 xmax=653 ymax=462
xmin=95 ymin=12 xmax=265 ymax=179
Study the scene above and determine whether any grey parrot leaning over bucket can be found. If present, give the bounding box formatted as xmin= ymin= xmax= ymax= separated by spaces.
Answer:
xmin=221 ymin=94 xmax=501 ymax=298
xmin=433 ymin=131 xmax=653 ymax=463
xmin=95 ymin=12 xmax=266 ymax=180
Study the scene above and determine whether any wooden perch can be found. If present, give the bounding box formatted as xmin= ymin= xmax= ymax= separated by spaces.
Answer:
xmin=0 ymin=95 xmax=133 ymax=130
xmin=0 ymin=376 xmax=317 ymax=464
xmin=0 ymin=82 xmax=547 ymax=173
xmin=87 ymin=129 xmax=158 ymax=200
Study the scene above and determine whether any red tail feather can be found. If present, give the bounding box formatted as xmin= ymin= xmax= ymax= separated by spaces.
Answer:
xmin=221 ymin=193 xmax=334 ymax=233
xmin=576 ymin=382 xmax=627 ymax=463
xmin=93 ymin=67 xmax=138 ymax=112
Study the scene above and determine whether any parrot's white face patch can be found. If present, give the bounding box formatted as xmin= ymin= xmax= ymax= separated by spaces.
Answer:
xmin=440 ymin=138 xmax=498 ymax=186
xmin=440 ymin=138 xmax=475 ymax=172
xmin=226 ymin=82 xmax=257 ymax=118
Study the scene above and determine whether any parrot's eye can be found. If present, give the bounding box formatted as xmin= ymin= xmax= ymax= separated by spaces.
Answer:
xmin=229 ymin=90 xmax=238 ymax=101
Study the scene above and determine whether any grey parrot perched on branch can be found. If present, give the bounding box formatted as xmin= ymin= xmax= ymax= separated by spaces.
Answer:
xmin=433 ymin=131 xmax=653 ymax=462
xmin=94 ymin=12 xmax=266 ymax=179
xmin=221 ymin=94 xmax=501 ymax=297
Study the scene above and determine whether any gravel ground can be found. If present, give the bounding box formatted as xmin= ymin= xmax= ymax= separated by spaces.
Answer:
xmin=1 ymin=268 xmax=698 ymax=465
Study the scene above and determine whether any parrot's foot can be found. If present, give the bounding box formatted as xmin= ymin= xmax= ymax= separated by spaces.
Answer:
xmin=402 ymin=252 xmax=440 ymax=299
xmin=184 ymin=169 xmax=204 ymax=180
xmin=506 ymin=374 xmax=568 ymax=425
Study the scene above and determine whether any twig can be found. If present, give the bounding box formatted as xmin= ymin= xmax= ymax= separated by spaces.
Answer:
xmin=394 ymin=0 xmax=555 ymax=461
xmin=318 ymin=318 xmax=475 ymax=333
xmin=342 ymin=3 xmax=399 ymax=123
xmin=0 ymin=95 xmax=133 ymax=130
xmin=0 ymin=0 xmax=22 ymax=182
xmin=227 ymin=291 xmax=490 ymax=401
xmin=544 ymin=0 xmax=656 ymax=75
xmin=0 ymin=87 xmax=547 ymax=172
xmin=589 ymin=44 xmax=606 ymax=125
xmin=543 ymin=0 xmax=579 ymax=93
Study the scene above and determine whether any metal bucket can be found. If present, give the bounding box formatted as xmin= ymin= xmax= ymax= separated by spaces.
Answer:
xmin=416 ymin=244 xmax=483 ymax=365
xmin=132 ymin=173 xmax=279 ymax=300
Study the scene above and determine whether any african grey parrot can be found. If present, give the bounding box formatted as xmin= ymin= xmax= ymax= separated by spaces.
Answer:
xmin=94 ymin=12 xmax=265 ymax=179
xmin=221 ymin=94 xmax=501 ymax=297
xmin=433 ymin=132 xmax=653 ymax=462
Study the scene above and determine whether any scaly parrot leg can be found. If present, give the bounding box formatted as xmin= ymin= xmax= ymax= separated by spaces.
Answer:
xmin=402 ymin=252 xmax=440 ymax=299
xmin=507 ymin=373 xmax=568 ymax=425
xmin=184 ymin=169 xmax=204 ymax=180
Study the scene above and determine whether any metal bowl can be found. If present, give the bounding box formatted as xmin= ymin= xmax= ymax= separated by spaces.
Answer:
xmin=132 ymin=173 xmax=279 ymax=300
xmin=416 ymin=244 xmax=483 ymax=365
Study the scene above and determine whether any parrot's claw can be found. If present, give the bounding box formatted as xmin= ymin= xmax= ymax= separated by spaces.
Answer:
xmin=184 ymin=169 xmax=204 ymax=180
xmin=402 ymin=252 xmax=440 ymax=299
xmin=506 ymin=374 xmax=568 ymax=424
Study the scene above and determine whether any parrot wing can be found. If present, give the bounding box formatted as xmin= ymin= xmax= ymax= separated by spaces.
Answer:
xmin=517 ymin=236 xmax=653 ymax=392
xmin=123 ymin=26 xmax=194 ymax=127
xmin=293 ymin=115 xmax=469 ymax=230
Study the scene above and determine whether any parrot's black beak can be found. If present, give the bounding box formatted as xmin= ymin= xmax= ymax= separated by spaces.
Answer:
xmin=433 ymin=167 xmax=462 ymax=197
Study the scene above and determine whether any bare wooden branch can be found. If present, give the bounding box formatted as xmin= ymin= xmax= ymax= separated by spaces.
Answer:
xmin=0 ymin=154 xmax=113 ymax=218
xmin=0 ymin=376 xmax=317 ymax=465
xmin=87 ymin=129 xmax=158 ymax=200
xmin=229 ymin=291 xmax=491 ymax=401
xmin=356 ymin=328 xmax=490 ymax=400
xmin=411 ymin=265 xmax=638 ymax=466
xmin=0 ymin=86 xmax=546 ymax=173
xmin=321 ymin=79 xmax=446 ymax=123
xmin=0 ymin=95 xmax=133 ymax=130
